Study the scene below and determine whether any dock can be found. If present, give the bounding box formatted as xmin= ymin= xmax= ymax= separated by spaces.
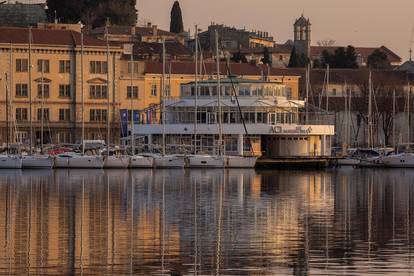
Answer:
xmin=256 ymin=157 xmax=339 ymax=169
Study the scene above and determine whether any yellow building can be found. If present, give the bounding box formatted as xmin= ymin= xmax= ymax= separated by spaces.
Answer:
xmin=0 ymin=26 xmax=123 ymax=147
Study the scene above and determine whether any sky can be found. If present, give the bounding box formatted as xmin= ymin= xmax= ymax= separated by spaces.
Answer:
xmin=138 ymin=0 xmax=414 ymax=61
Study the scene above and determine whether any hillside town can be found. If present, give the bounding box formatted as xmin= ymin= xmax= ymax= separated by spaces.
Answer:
xmin=0 ymin=0 xmax=413 ymax=168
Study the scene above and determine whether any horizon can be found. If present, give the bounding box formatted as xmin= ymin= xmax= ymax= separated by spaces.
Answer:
xmin=138 ymin=0 xmax=414 ymax=61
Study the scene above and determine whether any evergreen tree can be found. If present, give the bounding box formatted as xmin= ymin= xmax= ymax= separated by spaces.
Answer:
xmin=345 ymin=45 xmax=358 ymax=68
xmin=46 ymin=0 xmax=137 ymax=28
xmin=170 ymin=1 xmax=184 ymax=34
xmin=367 ymin=49 xmax=391 ymax=69
xmin=261 ymin=47 xmax=272 ymax=65
xmin=320 ymin=46 xmax=359 ymax=68
xmin=288 ymin=46 xmax=309 ymax=68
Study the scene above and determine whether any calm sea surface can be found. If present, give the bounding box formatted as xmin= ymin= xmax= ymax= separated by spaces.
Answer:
xmin=0 ymin=168 xmax=414 ymax=275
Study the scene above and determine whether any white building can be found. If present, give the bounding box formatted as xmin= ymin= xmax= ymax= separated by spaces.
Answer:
xmin=131 ymin=78 xmax=334 ymax=158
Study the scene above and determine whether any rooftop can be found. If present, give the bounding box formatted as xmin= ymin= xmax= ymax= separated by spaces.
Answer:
xmin=0 ymin=27 xmax=113 ymax=47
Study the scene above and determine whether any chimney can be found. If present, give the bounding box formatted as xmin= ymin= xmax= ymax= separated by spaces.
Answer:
xmin=131 ymin=26 xmax=136 ymax=35
xmin=152 ymin=25 xmax=158 ymax=36
xmin=147 ymin=22 xmax=151 ymax=28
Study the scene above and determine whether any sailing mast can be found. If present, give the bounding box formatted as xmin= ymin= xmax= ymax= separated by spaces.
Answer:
xmin=408 ymin=76 xmax=411 ymax=149
xmin=193 ymin=25 xmax=198 ymax=154
xmin=326 ymin=64 xmax=330 ymax=112
xmin=161 ymin=39 xmax=166 ymax=156
xmin=215 ymin=30 xmax=223 ymax=156
xmin=105 ymin=20 xmax=111 ymax=148
xmin=28 ymin=27 xmax=33 ymax=154
xmin=40 ymin=62 xmax=44 ymax=152
xmin=305 ymin=63 xmax=310 ymax=124
xmin=130 ymin=48 xmax=135 ymax=154
xmin=368 ymin=70 xmax=373 ymax=148
xmin=393 ymin=89 xmax=396 ymax=150
xmin=81 ymin=29 xmax=85 ymax=155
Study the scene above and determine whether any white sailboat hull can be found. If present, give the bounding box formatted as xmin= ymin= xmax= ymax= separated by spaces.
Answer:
xmin=103 ymin=156 xmax=130 ymax=168
xmin=226 ymin=156 xmax=258 ymax=168
xmin=153 ymin=155 xmax=185 ymax=168
xmin=22 ymin=155 xmax=54 ymax=168
xmin=382 ymin=153 xmax=414 ymax=168
xmin=187 ymin=155 xmax=225 ymax=168
xmin=130 ymin=155 xmax=154 ymax=168
xmin=0 ymin=155 xmax=22 ymax=169
xmin=55 ymin=155 xmax=104 ymax=169
xmin=337 ymin=158 xmax=360 ymax=166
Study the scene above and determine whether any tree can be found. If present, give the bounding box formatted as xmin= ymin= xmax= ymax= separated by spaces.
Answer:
xmin=317 ymin=39 xmax=336 ymax=47
xmin=170 ymin=1 xmax=184 ymax=34
xmin=261 ymin=47 xmax=272 ymax=65
xmin=46 ymin=0 xmax=137 ymax=28
xmin=367 ymin=49 xmax=391 ymax=69
xmin=231 ymin=50 xmax=247 ymax=63
xmin=320 ymin=45 xmax=359 ymax=68
xmin=288 ymin=46 xmax=309 ymax=68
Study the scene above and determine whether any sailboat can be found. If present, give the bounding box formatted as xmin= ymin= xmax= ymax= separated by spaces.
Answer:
xmin=187 ymin=27 xmax=225 ymax=168
xmin=152 ymin=39 xmax=185 ymax=168
xmin=55 ymin=28 xmax=103 ymax=168
xmin=0 ymin=42 xmax=22 ymax=169
xmin=22 ymin=27 xmax=54 ymax=169
xmin=102 ymin=23 xmax=130 ymax=168
xmin=127 ymin=45 xmax=154 ymax=168
xmin=382 ymin=78 xmax=414 ymax=167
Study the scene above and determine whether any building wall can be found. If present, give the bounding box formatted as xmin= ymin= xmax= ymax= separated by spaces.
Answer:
xmin=0 ymin=43 xmax=123 ymax=147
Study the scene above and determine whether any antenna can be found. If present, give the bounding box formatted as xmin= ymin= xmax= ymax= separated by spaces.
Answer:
xmin=409 ymin=23 xmax=414 ymax=61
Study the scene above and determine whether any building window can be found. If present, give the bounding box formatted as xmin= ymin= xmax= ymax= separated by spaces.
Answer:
xmin=57 ymin=132 xmax=71 ymax=143
xmin=128 ymin=62 xmax=139 ymax=74
xmin=16 ymin=59 xmax=28 ymax=72
xmin=37 ymin=59 xmax=50 ymax=73
xmin=89 ymin=85 xmax=108 ymax=99
xmin=127 ymin=86 xmax=138 ymax=99
xmin=37 ymin=83 xmax=50 ymax=98
xmin=90 ymin=109 xmax=107 ymax=122
xmin=16 ymin=108 xmax=28 ymax=121
xmin=59 ymin=60 xmax=71 ymax=73
xmin=59 ymin=84 xmax=71 ymax=98
xmin=90 ymin=61 xmax=108 ymax=74
xmin=16 ymin=83 xmax=28 ymax=97
xmin=151 ymin=84 xmax=157 ymax=96
xmin=59 ymin=108 xmax=70 ymax=121
xmin=37 ymin=108 xmax=49 ymax=121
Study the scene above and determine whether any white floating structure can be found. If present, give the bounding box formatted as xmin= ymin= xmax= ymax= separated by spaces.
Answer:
xmin=128 ymin=78 xmax=334 ymax=160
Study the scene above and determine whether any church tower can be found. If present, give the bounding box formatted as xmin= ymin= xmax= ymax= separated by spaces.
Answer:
xmin=293 ymin=15 xmax=311 ymax=59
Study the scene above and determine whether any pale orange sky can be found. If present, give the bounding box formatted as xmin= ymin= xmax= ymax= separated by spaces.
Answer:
xmin=138 ymin=0 xmax=414 ymax=61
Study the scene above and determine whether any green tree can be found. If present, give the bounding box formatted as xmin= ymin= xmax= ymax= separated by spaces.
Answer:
xmin=231 ymin=51 xmax=247 ymax=63
xmin=170 ymin=1 xmax=184 ymax=33
xmin=344 ymin=45 xmax=358 ymax=68
xmin=367 ymin=49 xmax=391 ymax=69
xmin=261 ymin=47 xmax=272 ymax=65
xmin=46 ymin=0 xmax=137 ymax=28
xmin=288 ymin=46 xmax=309 ymax=68
xmin=320 ymin=46 xmax=359 ymax=68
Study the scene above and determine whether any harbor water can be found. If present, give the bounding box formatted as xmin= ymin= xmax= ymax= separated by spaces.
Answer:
xmin=0 ymin=168 xmax=414 ymax=275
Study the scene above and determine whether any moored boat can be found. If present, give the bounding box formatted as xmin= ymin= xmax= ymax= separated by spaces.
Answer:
xmin=187 ymin=154 xmax=225 ymax=168
xmin=0 ymin=155 xmax=22 ymax=169
xmin=22 ymin=155 xmax=54 ymax=169
xmin=226 ymin=155 xmax=258 ymax=168
xmin=103 ymin=155 xmax=130 ymax=168
xmin=130 ymin=154 xmax=154 ymax=168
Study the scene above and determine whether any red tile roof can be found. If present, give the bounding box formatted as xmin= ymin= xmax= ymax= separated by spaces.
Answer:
xmin=91 ymin=25 xmax=175 ymax=37
xmin=0 ymin=27 xmax=110 ymax=47
xmin=144 ymin=61 xmax=300 ymax=77
xmin=310 ymin=46 xmax=401 ymax=63
xmin=132 ymin=42 xmax=192 ymax=58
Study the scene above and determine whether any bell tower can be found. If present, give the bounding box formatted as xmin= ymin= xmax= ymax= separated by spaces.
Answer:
xmin=293 ymin=15 xmax=311 ymax=59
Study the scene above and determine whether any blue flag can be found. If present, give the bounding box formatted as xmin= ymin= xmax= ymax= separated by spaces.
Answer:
xmin=120 ymin=109 xmax=128 ymax=138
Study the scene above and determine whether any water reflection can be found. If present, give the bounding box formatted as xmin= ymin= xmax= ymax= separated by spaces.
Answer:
xmin=0 ymin=168 xmax=414 ymax=275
